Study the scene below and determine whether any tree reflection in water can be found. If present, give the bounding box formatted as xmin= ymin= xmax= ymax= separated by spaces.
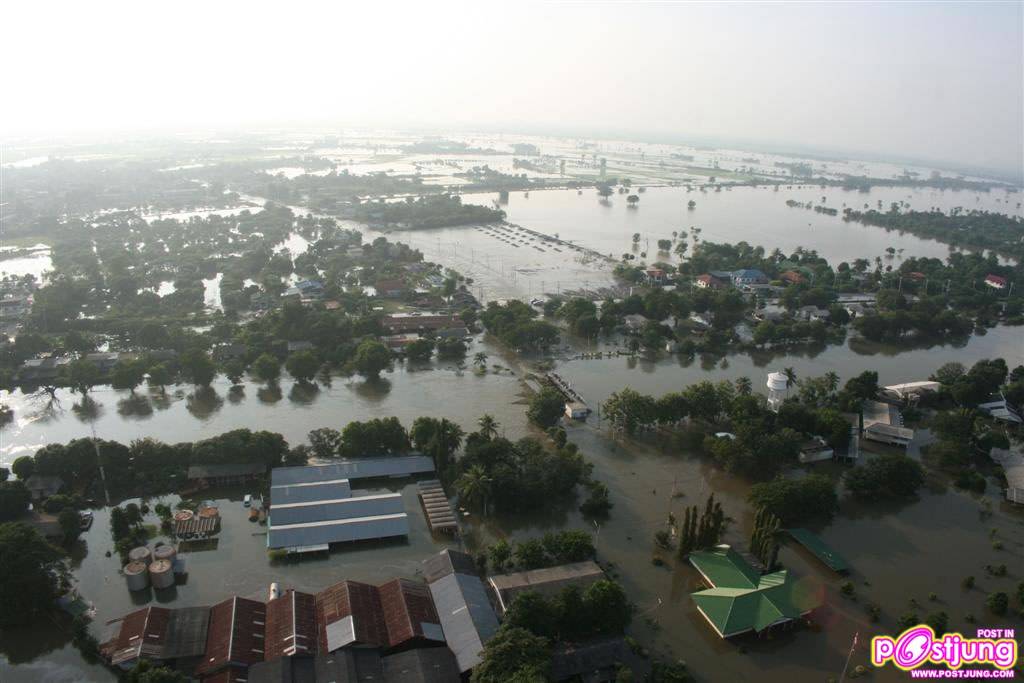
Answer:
xmin=257 ymin=384 xmax=282 ymax=405
xmin=187 ymin=386 xmax=224 ymax=419
xmin=288 ymin=381 xmax=320 ymax=405
xmin=72 ymin=395 xmax=103 ymax=423
xmin=117 ymin=394 xmax=153 ymax=419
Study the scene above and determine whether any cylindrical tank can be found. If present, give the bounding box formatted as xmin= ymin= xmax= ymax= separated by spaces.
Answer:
xmin=766 ymin=371 xmax=789 ymax=391
xmin=198 ymin=506 xmax=219 ymax=519
xmin=173 ymin=509 xmax=194 ymax=522
xmin=124 ymin=561 xmax=150 ymax=591
xmin=153 ymin=545 xmax=176 ymax=563
xmin=149 ymin=559 xmax=174 ymax=589
xmin=128 ymin=546 xmax=152 ymax=566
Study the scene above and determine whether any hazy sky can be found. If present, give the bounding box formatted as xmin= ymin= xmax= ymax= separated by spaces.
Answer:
xmin=4 ymin=1 xmax=1022 ymax=173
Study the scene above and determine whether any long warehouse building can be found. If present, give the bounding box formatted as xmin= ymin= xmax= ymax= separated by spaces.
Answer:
xmin=267 ymin=458 xmax=435 ymax=553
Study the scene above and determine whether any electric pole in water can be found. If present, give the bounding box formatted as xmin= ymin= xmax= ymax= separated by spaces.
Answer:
xmin=838 ymin=631 xmax=859 ymax=683
xmin=91 ymin=423 xmax=110 ymax=505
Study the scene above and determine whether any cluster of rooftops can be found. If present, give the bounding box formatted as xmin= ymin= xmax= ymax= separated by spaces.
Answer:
xmin=100 ymin=549 xmax=630 ymax=682
xmin=101 ymin=549 xmax=490 ymax=681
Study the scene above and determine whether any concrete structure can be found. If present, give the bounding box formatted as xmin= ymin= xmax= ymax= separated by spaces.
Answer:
xmin=766 ymin=371 xmax=789 ymax=412
xmin=488 ymin=561 xmax=605 ymax=615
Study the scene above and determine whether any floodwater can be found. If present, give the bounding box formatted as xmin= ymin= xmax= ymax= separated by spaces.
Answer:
xmin=461 ymin=184 xmax=1021 ymax=267
xmin=3 ymin=152 xmax=1024 ymax=681
xmin=0 ymin=339 xmax=528 ymax=467
xmin=2 ymin=324 xmax=1022 ymax=681
xmin=0 ymin=246 xmax=53 ymax=280
xmin=553 ymin=324 xmax=1024 ymax=413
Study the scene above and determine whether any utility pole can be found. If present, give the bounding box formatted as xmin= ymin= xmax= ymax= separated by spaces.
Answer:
xmin=91 ymin=423 xmax=111 ymax=505
xmin=838 ymin=632 xmax=859 ymax=683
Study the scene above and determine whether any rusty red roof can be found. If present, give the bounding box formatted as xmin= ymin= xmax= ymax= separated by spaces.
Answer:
xmin=265 ymin=589 xmax=318 ymax=660
xmin=379 ymin=578 xmax=443 ymax=648
xmin=196 ymin=597 xmax=266 ymax=676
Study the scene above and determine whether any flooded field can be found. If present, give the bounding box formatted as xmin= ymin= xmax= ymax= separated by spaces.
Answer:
xmin=462 ymin=184 xmax=1021 ymax=267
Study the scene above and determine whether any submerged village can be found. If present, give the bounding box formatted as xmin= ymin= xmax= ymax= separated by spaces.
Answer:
xmin=1 ymin=132 xmax=1023 ymax=683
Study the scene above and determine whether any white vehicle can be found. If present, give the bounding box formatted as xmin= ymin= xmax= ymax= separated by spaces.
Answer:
xmin=243 ymin=494 xmax=252 ymax=507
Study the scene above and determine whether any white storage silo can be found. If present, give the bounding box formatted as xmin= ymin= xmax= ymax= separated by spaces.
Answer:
xmin=767 ymin=371 xmax=789 ymax=412
xmin=149 ymin=559 xmax=175 ymax=589
xmin=124 ymin=561 xmax=150 ymax=591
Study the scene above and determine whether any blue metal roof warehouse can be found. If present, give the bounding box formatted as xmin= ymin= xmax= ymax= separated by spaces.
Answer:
xmin=270 ymin=455 xmax=435 ymax=486
xmin=267 ymin=456 xmax=435 ymax=553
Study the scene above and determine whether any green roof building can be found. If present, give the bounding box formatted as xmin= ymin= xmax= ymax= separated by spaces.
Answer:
xmin=689 ymin=545 xmax=813 ymax=638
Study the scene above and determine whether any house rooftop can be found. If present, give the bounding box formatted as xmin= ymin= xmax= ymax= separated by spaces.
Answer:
xmin=689 ymin=545 xmax=812 ymax=638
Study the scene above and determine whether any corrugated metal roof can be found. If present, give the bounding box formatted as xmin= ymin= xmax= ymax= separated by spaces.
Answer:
xmin=422 ymin=549 xmax=479 ymax=584
xmin=267 ymin=514 xmax=410 ymax=550
xmin=488 ymin=561 xmax=605 ymax=612
xmin=381 ymin=648 xmax=460 ymax=683
xmin=271 ymin=480 xmax=353 ymax=505
xmin=161 ymin=606 xmax=211 ymax=659
xmin=427 ymin=572 xmax=499 ymax=673
xmin=271 ymin=456 xmax=434 ymax=486
xmin=197 ymin=597 xmax=266 ymax=675
xmin=265 ymin=590 xmax=318 ymax=660
xmin=270 ymin=494 xmax=404 ymax=526
xmin=689 ymin=545 xmax=813 ymax=638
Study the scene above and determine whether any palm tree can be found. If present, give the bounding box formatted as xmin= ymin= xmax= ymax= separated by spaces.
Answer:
xmin=456 ymin=465 xmax=492 ymax=516
xmin=473 ymin=352 xmax=488 ymax=368
xmin=783 ymin=367 xmax=797 ymax=391
xmin=735 ymin=376 xmax=752 ymax=396
xmin=478 ymin=414 xmax=499 ymax=440
xmin=824 ymin=371 xmax=839 ymax=394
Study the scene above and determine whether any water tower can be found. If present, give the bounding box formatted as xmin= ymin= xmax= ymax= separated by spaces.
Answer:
xmin=766 ymin=371 xmax=789 ymax=412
